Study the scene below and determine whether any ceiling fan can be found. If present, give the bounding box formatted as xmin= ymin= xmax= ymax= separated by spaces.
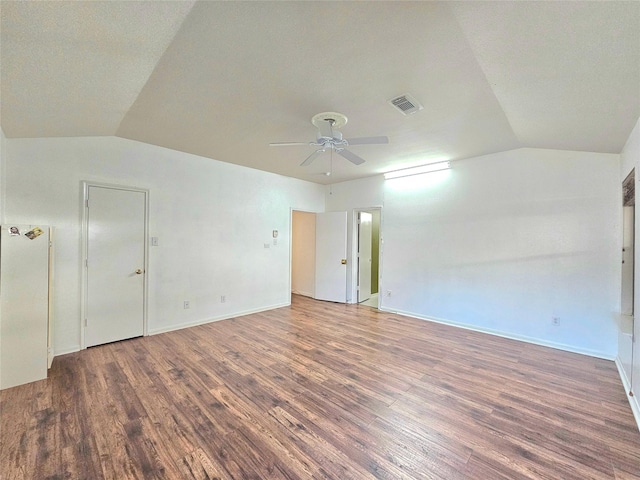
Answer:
xmin=269 ymin=112 xmax=389 ymax=166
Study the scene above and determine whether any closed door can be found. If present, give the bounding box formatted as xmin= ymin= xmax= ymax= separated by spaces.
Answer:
xmin=86 ymin=186 xmax=146 ymax=347
xmin=357 ymin=212 xmax=372 ymax=303
xmin=315 ymin=211 xmax=347 ymax=302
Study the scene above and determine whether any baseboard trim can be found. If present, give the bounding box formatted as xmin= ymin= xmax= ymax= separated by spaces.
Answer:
xmin=53 ymin=345 xmax=81 ymax=357
xmin=615 ymin=357 xmax=640 ymax=431
xmin=379 ymin=307 xmax=615 ymax=360
xmin=52 ymin=304 xmax=292 ymax=360
xmin=292 ymin=290 xmax=314 ymax=298
xmin=148 ymin=302 xmax=291 ymax=336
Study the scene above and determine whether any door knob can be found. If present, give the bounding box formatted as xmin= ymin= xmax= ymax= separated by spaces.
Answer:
xmin=135 ymin=269 xmax=143 ymax=274
xmin=341 ymin=259 xmax=347 ymax=265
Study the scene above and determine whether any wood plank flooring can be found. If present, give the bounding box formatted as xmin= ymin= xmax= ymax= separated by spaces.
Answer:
xmin=1 ymin=294 xmax=639 ymax=479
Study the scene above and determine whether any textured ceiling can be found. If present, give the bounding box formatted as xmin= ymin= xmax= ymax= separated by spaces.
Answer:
xmin=1 ymin=1 xmax=638 ymax=184
xmin=0 ymin=1 xmax=196 ymax=138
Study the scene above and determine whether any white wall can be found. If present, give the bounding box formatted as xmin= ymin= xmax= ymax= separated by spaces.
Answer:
xmin=328 ymin=148 xmax=621 ymax=358
xmin=291 ymin=210 xmax=316 ymax=297
xmin=619 ymin=117 xmax=640 ymax=426
xmin=0 ymin=127 xmax=5 ymax=385
xmin=0 ymin=127 xmax=5 ymax=224
xmin=4 ymin=136 xmax=325 ymax=355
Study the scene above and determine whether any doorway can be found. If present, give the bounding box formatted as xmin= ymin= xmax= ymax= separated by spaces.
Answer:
xmin=290 ymin=209 xmax=348 ymax=303
xmin=82 ymin=183 xmax=148 ymax=348
xmin=291 ymin=210 xmax=316 ymax=298
xmin=354 ymin=208 xmax=381 ymax=308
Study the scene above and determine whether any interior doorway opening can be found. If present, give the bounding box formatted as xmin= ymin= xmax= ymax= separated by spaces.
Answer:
xmin=290 ymin=209 xmax=348 ymax=304
xmin=291 ymin=210 xmax=316 ymax=299
xmin=353 ymin=208 xmax=382 ymax=309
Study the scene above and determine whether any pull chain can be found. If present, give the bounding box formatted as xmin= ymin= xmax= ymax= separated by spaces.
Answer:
xmin=329 ymin=148 xmax=333 ymax=195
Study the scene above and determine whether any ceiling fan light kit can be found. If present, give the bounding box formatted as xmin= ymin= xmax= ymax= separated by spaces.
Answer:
xmin=269 ymin=112 xmax=389 ymax=167
xmin=384 ymin=161 xmax=451 ymax=180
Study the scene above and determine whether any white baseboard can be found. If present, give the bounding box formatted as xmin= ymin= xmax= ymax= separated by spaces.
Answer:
xmin=380 ymin=307 xmax=615 ymax=360
xmin=148 ymin=302 xmax=290 ymax=336
xmin=292 ymin=290 xmax=314 ymax=298
xmin=52 ymin=345 xmax=81 ymax=357
xmin=52 ymin=303 xmax=291 ymax=359
xmin=615 ymin=357 xmax=640 ymax=432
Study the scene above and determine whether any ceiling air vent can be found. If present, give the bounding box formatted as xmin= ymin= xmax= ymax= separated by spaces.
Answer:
xmin=389 ymin=93 xmax=423 ymax=116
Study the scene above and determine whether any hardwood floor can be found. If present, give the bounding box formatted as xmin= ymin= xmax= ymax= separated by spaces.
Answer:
xmin=2 ymin=294 xmax=639 ymax=479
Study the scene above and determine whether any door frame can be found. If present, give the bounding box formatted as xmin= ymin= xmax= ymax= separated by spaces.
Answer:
xmin=351 ymin=207 xmax=383 ymax=307
xmin=80 ymin=181 xmax=150 ymax=349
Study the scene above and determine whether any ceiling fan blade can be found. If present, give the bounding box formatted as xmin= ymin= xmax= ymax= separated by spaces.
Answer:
xmin=337 ymin=149 xmax=366 ymax=165
xmin=269 ymin=142 xmax=312 ymax=147
xmin=300 ymin=149 xmax=324 ymax=166
xmin=345 ymin=136 xmax=389 ymax=146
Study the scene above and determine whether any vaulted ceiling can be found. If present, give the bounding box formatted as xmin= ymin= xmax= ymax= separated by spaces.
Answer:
xmin=1 ymin=1 xmax=639 ymax=184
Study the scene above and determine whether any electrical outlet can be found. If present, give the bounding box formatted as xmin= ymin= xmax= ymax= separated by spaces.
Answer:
xmin=221 ymin=295 xmax=226 ymax=303
xmin=184 ymin=301 xmax=190 ymax=309
xmin=552 ymin=317 xmax=560 ymax=326
xmin=151 ymin=236 xmax=159 ymax=246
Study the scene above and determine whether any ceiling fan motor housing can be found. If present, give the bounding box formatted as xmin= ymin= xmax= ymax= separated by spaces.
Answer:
xmin=312 ymin=111 xmax=348 ymax=139
xmin=317 ymin=130 xmax=343 ymax=143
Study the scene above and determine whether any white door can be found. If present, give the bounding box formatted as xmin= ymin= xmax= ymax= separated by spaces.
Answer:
xmin=86 ymin=186 xmax=146 ymax=347
xmin=315 ymin=211 xmax=347 ymax=302
xmin=622 ymin=205 xmax=634 ymax=315
xmin=357 ymin=212 xmax=373 ymax=303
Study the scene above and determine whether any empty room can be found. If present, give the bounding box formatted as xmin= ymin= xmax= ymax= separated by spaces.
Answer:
xmin=1 ymin=1 xmax=640 ymax=479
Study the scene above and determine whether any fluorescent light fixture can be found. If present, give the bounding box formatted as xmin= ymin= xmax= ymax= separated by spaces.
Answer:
xmin=384 ymin=161 xmax=451 ymax=179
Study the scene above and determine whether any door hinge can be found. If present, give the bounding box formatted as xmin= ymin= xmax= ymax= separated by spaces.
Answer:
xmin=86 ymin=199 xmax=89 ymax=208
xmin=85 ymin=258 xmax=88 ymax=267
xmin=84 ymin=318 xmax=88 ymax=327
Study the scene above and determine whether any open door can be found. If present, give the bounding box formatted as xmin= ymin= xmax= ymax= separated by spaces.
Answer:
xmin=357 ymin=212 xmax=372 ymax=302
xmin=315 ymin=211 xmax=347 ymax=302
xmin=622 ymin=170 xmax=635 ymax=317
xmin=621 ymin=170 xmax=636 ymax=397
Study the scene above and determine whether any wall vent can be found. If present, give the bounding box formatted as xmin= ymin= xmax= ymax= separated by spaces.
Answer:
xmin=389 ymin=94 xmax=423 ymax=116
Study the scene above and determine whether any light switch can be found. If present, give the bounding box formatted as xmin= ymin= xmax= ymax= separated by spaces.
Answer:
xmin=151 ymin=237 xmax=159 ymax=246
